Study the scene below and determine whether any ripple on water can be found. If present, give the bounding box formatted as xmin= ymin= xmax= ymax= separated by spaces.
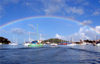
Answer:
xmin=0 ymin=46 xmax=100 ymax=64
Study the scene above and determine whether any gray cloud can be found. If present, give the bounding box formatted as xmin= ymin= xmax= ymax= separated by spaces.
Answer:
xmin=42 ymin=0 xmax=85 ymax=16
xmin=81 ymin=20 xmax=92 ymax=25
xmin=66 ymin=7 xmax=84 ymax=15
xmin=93 ymin=11 xmax=100 ymax=16
xmin=11 ymin=28 xmax=26 ymax=35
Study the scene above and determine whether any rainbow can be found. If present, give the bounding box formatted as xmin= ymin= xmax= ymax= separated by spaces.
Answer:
xmin=0 ymin=16 xmax=81 ymax=28
xmin=0 ymin=16 xmax=99 ymax=34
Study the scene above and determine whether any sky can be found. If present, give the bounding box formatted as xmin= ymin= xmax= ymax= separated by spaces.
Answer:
xmin=0 ymin=0 xmax=100 ymax=43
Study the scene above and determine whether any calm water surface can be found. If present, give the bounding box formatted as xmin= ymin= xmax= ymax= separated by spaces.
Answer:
xmin=0 ymin=45 xmax=100 ymax=64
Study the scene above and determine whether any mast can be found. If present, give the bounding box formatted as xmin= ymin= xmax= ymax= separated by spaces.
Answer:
xmin=95 ymin=34 xmax=97 ymax=40
xmin=37 ymin=24 xmax=39 ymax=40
xmin=29 ymin=32 xmax=31 ymax=42
xmin=40 ymin=34 xmax=41 ymax=40
xmin=12 ymin=34 xmax=15 ymax=43
xmin=70 ymin=37 xmax=73 ymax=44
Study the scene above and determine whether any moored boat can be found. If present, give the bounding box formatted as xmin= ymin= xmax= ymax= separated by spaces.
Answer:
xmin=28 ymin=43 xmax=43 ymax=47
xmin=0 ymin=43 xmax=2 ymax=45
xmin=27 ymin=40 xmax=43 ymax=47
xmin=67 ymin=43 xmax=77 ymax=46
xmin=96 ymin=43 xmax=100 ymax=46
xmin=9 ymin=43 xmax=18 ymax=46
xmin=24 ymin=42 xmax=31 ymax=47
xmin=50 ymin=43 xmax=58 ymax=46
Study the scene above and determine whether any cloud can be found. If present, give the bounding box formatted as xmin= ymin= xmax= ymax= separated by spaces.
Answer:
xmin=11 ymin=28 xmax=26 ymax=35
xmin=54 ymin=26 xmax=100 ymax=42
xmin=41 ymin=0 xmax=85 ymax=16
xmin=93 ymin=11 xmax=100 ymax=16
xmin=0 ymin=5 xmax=4 ymax=18
xmin=42 ymin=0 xmax=66 ymax=15
xmin=55 ymin=34 xmax=62 ymax=39
xmin=81 ymin=20 xmax=92 ymax=25
xmin=0 ymin=0 xmax=87 ymax=19
xmin=71 ymin=26 xmax=100 ymax=41
xmin=55 ymin=33 xmax=66 ymax=40
xmin=0 ymin=0 xmax=20 ymax=19
xmin=95 ymin=26 xmax=100 ymax=34
xmin=0 ymin=29 xmax=8 ymax=34
xmin=66 ymin=7 xmax=84 ymax=15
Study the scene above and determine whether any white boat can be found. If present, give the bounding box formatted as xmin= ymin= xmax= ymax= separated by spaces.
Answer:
xmin=24 ymin=43 xmax=30 ymax=47
xmin=9 ymin=43 xmax=18 ymax=46
xmin=0 ymin=43 xmax=2 ymax=45
xmin=50 ymin=43 xmax=58 ymax=46
xmin=96 ymin=43 xmax=100 ymax=46
xmin=67 ymin=44 xmax=77 ymax=46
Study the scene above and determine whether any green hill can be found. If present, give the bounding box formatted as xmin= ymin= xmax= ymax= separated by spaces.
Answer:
xmin=0 ymin=37 xmax=11 ymax=44
xmin=41 ymin=38 xmax=68 ymax=44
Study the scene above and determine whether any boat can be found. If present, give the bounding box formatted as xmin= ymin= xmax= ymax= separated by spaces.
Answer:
xmin=28 ymin=43 xmax=43 ymax=47
xmin=28 ymin=40 xmax=43 ymax=47
xmin=24 ymin=42 xmax=31 ymax=47
xmin=96 ymin=43 xmax=100 ymax=46
xmin=59 ymin=43 xmax=67 ymax=45
xmin=26 ymin=24 xmax=43 ymax=47
xmin=95 ymin=40 xmax=100 ymax=46
xmin=9 ymin=42 xmax=18 ymax=46
xmin=0 ymin=43 xmax=2 ymax=45
xmin=50 ymin=43 xmax=58 ymax=46
xmin=67 ymin=43 xmax=77 ymax=46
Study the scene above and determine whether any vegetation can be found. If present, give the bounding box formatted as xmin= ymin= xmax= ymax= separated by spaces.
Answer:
xmin=0 ymin=37 xmax=11 ymax=44
xmin=41 ymin=38 xmax=68 ymax=44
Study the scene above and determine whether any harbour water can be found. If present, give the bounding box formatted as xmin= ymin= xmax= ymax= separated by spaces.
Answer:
xmin=0 ymin=45 xmax=100 ymax=64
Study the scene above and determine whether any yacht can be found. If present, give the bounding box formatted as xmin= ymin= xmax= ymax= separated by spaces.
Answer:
xmin=9 ymin=42 xmax=18 ymax=46
xmin=28 ymin=40 xmax=43 ymax=47
xmin=24 ymin=42 xmax=31 ymax=47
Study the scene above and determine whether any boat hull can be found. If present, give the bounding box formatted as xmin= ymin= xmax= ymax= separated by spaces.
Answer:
xmin=28 ymin=44 xmax=43 ymax=47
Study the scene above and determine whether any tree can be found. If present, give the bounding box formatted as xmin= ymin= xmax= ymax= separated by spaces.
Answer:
xmin=41 ymin=38 xmax=68 ymax=44
xmin=0 ymin=37 xmax=11 ymax=44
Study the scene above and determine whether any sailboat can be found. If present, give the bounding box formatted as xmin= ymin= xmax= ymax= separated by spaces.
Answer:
xmin=67 ymin=37 xmax=77 ymax=46
xmin=9 ymin=42 xmax=18 ymax=45
xmin=28 ymin=40 xmax=43 ymax=47
xmin=24 ymin=32 xmax=31 ymax=47
xmin=9 ymin=35 xmax=18 ymax=46
xmin=25 ymin=24 xmax=43 ymax=47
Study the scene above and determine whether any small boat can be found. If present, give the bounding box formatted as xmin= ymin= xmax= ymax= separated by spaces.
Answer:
xmin=24 ymin=43 xmax=30 ymax=47
xmin=96 ymin=43 xmax=100 ymax=46
xmin=96 ymin=41 xmax=100 ymax=46
xmin=9 ymin=43 xmax=18 ymax=46
xmin=24 ymin=41 xmax=31 ymax=47
xmin=50 ymin=43 xmax=58 ymax=46
xmin=59 ymin=43 xmax=67 ymax=45
xmin=0 ymin=43 xmax=2 ymax=45
xmin=67 ymin=44 xmax=77 ymax=46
